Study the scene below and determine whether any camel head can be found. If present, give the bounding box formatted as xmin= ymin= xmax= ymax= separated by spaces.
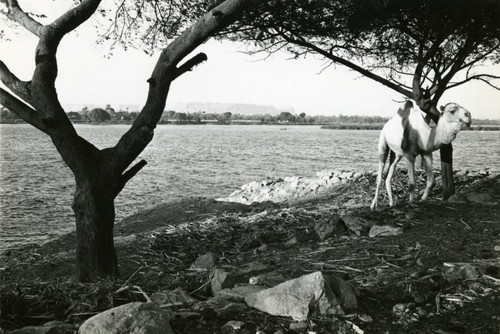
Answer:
xmin=439 ymin=103 xmax=472 ymax=130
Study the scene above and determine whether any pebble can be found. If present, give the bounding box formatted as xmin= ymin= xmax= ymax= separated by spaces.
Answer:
xmin=358 ymin=314 xmax=373 ymax=323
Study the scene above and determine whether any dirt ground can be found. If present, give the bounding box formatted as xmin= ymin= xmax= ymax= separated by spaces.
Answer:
xmin=1 ymin=170 xmax=499 ymax=333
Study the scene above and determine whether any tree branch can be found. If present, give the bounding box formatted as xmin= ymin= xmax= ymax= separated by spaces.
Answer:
xmin=49 ymin=0 xmax=102 ymax=40
xmin=279 ymin=30 xmax=414 ymax=99
xmin=447 ymin=73 xmax=500 ymax=90
xmin=0 ymin=60 xmax=33 ymax=104
xmin=113 ymin=159 xmax=147 ymax=198
xmin=0 ymin=88 xmax=47 ymax=132
xmin=172 ymin=52 xmax=208 ymax=80
xmin=111 ymin=0 xmax=259 ymax=173
xmin=1 ymin=0 xmax=43 ymax=36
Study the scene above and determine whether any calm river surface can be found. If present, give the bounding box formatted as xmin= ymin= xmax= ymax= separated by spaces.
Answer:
xmin=1 ymin=124 xmax=499 ymax=250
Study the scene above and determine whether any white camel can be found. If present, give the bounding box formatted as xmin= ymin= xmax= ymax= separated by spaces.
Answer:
xmin=370 ymin=101 xmax=472 ymax=210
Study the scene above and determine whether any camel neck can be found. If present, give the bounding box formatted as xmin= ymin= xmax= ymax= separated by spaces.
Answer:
xmin=433 ymin=120 xmax=461 ymax=148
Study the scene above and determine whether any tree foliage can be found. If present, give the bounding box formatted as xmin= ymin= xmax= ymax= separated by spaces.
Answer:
xmin=225 ymin=0 xmax=500 ymax=115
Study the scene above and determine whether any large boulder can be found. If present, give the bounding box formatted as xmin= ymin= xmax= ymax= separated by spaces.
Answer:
xmin=245 ymin=272 xmax=356 ymax=321
xmin=78 ymin=302 xmax=173 ymax=334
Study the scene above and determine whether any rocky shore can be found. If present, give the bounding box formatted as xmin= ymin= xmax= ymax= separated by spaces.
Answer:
xmin=0 ymin=169 xmax=499 ymax=334
xmin=217 ymin=169 xmax=367 ymax=204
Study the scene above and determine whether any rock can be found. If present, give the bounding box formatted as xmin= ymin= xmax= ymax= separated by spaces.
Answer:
xmin=341 ymin=215 xmax=374 ymax=236
xmin=368 ymin=225 xmax=403 ymax=238
xmin=150 ymin=288 xmax=198 ymax=307
xmin=256 ymin=244 xmax=268 ymax=252
xmin=173 ymin=311 xmax=199 ymax=320
xmin=284 ymin=236 xmax=298 ymax=247
xmin=249 ymin=271 xmax=287 ymax=287
xmin=466 ymin=192 xmax=496 ymax=204
xmin=314 ymin=214 xmax=346 ymax=241
xmin=404 ymin=212 xmax=416 ymax=220
xmin=221 ymin=321 xmax=246 ymax=332
xmin=190 ymin=252 xmax=219 ymax=270
xmin=289 ymin=321 xmax=308 ymax=331
xmin=358 ymin=314 xmax=373 ymax=323
xmin=447 ymin=194 xmax=467 ymax=203
xmin=7 ymin=322 xmax=73 ymax=334
xmin=216 ymin=285 xmax=267 ymax=302
xmin=211 ymin=262 xmax=269 ymax=294
xmin=78 ymin=302 xmax=173 ymax=334
xmin=216 ymin=302 xmax=248 ymax=319
xmin=193 ymin=296 xmax=234 ymax=312
xmin=442 ymin=263 xmax=482 ymax=282
xmin=114 ymin=234 xmax=137 ymax=247
xmin=329 ymin=276 xmax=358 ymax=310
xmin=245 ymin=271 xmax=348 ymax=321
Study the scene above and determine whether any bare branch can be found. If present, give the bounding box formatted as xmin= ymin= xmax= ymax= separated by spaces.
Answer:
xmin=0 ymin=88 xmax=46 ymax=132
xmin=113 ymin=159 xmax=147 ymax=198
xmin=0 ymin=60 xmax=33 ymax=104
xmin=172 ymin=52 xmax=208 ymax=80
xmin=1 ymin=0 xmax=43 ymax=36
xmin=447 ymin=73 xmax=500 ymax=90
xmin=49 ymin=0 xmax=101 ymax=40
xmin=279 ymin=29 xmax=413 ymax=99
xmin=111 ymin=0 xmax=260 ymax=173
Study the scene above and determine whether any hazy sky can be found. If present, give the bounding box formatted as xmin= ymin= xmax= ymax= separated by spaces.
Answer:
xmin=1 ymin=1 xmax=500 ymax=119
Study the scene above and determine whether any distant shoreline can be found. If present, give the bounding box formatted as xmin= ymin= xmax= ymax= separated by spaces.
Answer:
xmin=1 ymin=120 xmax=499 ymax=131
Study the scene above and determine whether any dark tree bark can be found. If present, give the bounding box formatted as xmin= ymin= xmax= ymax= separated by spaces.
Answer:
xmin=0 ymin=0 xmax=257 ymax=282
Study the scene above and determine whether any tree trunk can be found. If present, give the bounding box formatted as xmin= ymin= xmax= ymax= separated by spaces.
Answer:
xmin=72 ymin=177 xmax=118 ymax=282
xmin=440 ymin=143 xmax=455 ymax=200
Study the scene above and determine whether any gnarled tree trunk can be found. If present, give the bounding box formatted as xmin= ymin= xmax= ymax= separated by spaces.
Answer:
xmin=73 ymin=176 xmax=118 ymax=282
xmin=0 ymin=0 xmax=256 ymax=281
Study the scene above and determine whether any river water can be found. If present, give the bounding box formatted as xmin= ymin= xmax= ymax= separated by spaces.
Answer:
xmin=1 ymin=124 xmax=498 ymax=250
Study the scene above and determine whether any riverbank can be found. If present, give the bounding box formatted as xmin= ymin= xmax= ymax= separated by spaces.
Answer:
xmin=0 ymin=170 xmax=499 ymax=333
xmin=2 ymin=119 xmax=500 ymax=130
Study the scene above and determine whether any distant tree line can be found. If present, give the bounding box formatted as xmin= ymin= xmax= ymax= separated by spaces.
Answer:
xmin=2 ymin=105 xmax=500 ymax=126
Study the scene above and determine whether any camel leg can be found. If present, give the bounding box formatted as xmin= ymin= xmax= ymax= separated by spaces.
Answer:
xmin=404 ymin=157 xmax=416 ymax=203
xmin=371 ymin=152 xmax=388 ymax=210
xmin=421 ymin=154 xmax=434 ymax=201
xmin=385 ymin=152 xmax=402 ymax=207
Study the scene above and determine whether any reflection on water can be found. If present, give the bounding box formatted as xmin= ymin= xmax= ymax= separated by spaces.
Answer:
xmin=1 ymin=124 xmax=498 ymax=250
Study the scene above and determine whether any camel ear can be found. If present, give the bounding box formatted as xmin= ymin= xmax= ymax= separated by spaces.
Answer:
xmin=440 ymin=105 xmax=445 ymax=112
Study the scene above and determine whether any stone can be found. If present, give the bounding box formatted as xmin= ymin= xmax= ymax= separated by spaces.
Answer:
xmin=466 ymin=192 xmax=496 ymax=204
xmin=358 ymin=314 xmax=373 ymax=323
xmin=78 ymin=302 xmax=173 ymax=334
xmin=245 ymin=272 xmax=347 ymax=321
xmin=114 ymin=234 xmax=137 ymax=247
xmin=221 ymin=321 xmax=246 ymax=332
xmin=447 ymin=194 xmax=467 ymax=203
xmin=7 ymin=321 xmax=73 ymax=334
xmin=190 ymin=252 xmax=219 ymax=270
xmin=329 ymin=276 xmax=358 ymax=310
xmin=193 ymin=296 xmax=234 ymax=312
xmin=216 ymin=302 xmax=248 ymax=319
xmin=442 ymin=263 xmax=482 ymax=282
xmin=341 ymin=215 xmax=374 ymax=236
xmin=284 ymin=236 xmax=298 ymax=247
xmin=314 ymin=214 xmax=346 ymax=240
xmin=211 ymin=262 xmax=269 ymax=294
xmin=368 ymin=225 xmax=403 ymax=238
xmin=216 ymin=285 xmax=267 ymax=302
xmin=289 ymin=321 xmax=308 ymax=331
xmin=249 ymin=271 xmax=287 ymax=287
xmin=150 ymin=288 xmax=198 ymax=307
